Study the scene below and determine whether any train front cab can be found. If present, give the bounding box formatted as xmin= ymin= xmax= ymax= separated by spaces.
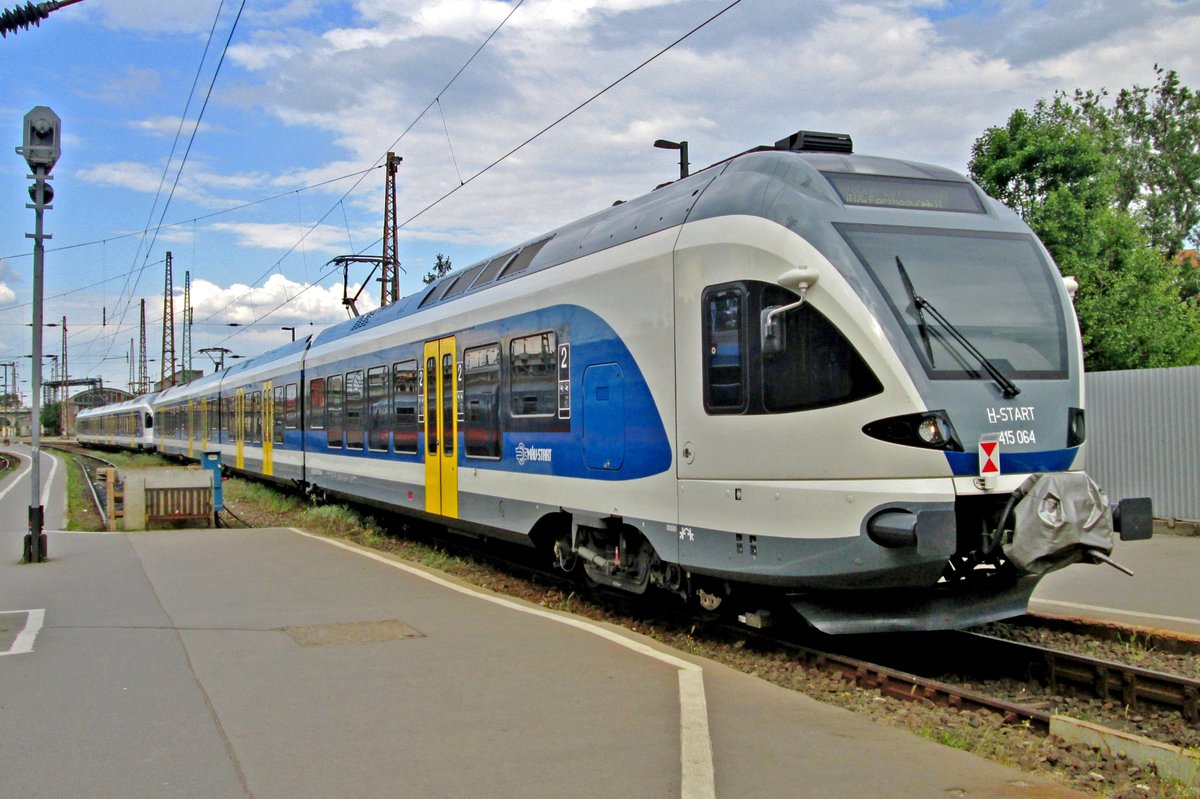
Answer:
xmin=668 ymin=153 xmax=1151 ymax=633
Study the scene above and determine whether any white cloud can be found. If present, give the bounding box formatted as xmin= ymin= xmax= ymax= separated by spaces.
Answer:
xmin=75 ymin=160 xmax=274 ymax=210
xmin=208 ymin=221 xmax=370 ymax=255
xmin=190 ymin=273 xmax=367 ymax=326
xmin=130 ymin=115 xmax=223 ymax=137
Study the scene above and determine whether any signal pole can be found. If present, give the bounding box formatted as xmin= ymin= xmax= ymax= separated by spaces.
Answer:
xmin=15 ymin=105 xmax=60 ymax=563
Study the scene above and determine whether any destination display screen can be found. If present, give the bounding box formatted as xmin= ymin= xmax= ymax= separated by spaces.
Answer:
xmin=823 ymin=172 xmax=985 ymax=214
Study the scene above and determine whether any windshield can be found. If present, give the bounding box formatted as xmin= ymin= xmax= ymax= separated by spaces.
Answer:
xmin=837 ymin=224 xmax=1067 ymax=380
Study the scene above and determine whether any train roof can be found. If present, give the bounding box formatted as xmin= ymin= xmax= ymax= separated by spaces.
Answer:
xmin=222 ymin=334 xmax=312 ymax=379
xmin=76 ymin=391 xmax=158 ymax=418
xmin=309 ymin=131 xmax=987 ymax=349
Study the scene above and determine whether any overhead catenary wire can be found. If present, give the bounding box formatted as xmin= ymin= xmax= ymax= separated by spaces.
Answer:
xmin=114 ymin=0 xmax=228 ymax=326
xmin=214 ymin=0 xmax=747 ymax=346
xmin=0 ymin=165 xmax=384 ymax=263
xmin=104 ymin=0 xmax=248 ymax=365
xmin=193 ymin=0 xmax=530 ymax=331
xmin=371 ymin=0 xmax=748 ymax=250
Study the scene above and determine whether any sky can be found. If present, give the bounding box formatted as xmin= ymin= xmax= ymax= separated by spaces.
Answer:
xmin=1 ymin=0 xmax=1198 ymax=398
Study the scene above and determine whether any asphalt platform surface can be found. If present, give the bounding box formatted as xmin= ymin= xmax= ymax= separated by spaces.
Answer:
xmin=3 ymin=441 xmax=1192 ymax=797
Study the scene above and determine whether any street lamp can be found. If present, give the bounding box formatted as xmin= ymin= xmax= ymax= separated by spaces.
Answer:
xmin=653 ymin=138 xmax=690 ymax=180
xmin=16 ymin=104 xmax=60 ymax=563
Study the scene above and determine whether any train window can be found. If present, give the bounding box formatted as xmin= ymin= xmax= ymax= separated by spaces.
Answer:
xmin=251 ymin=391 xmax=263 ymax=444
xmin=463 ymin=344 xmax=501 ymax=459
xmin=702 ymin=286 xmax=748 ymax=413
xmin=309 ymin=378 xmax=325 ymax=431
xmin=838 ymin=224 xmax=1068 ymax=380
xmin=442 ymin=263 xmax=486 ymax=301
xmin=392 ymin=360 xmax=418 ymax=455
xmin=510 ymin=332 xmax=557 ymax=417
xmin=425 ymin=357 xmax=437 ymax=455
xmin=473 ymin=252 xmax=517 ymax=288
xmin=499 ymin=237 xmax=551 ymax=280
xmin=346 ymin=370 xmax=365 ymax=450
xmin=760 ymin=286 xmax=882 ymax=412
xmin=284 ymin=384 xmax=299 ymax=430
xmin=327 ymin=374 xmax=344 ymax=448
xmin=274 ymin=386 xmax=286 ymax=444
xmin=367 ymin=366 xmax=389 ymax=452
xmin=441 ymin=354 xmax=455 ymax=457
xmin=419 ymin=276 xmax=459 ymax=308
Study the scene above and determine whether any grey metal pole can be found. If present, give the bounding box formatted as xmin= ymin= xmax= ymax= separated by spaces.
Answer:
xmin=26 ymin=164 xmax=47 ymax=562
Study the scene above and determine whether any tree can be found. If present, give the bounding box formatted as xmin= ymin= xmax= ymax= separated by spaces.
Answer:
xmin=1073 ymin=66 xmax=1200 ymax=258
xmin=422 ymin=253 xmax=452 ymax=285
xmin=40 ymin=402 xmax=61 ymax=436
xmin=969 ymin=82 xmax=1200 ymax=371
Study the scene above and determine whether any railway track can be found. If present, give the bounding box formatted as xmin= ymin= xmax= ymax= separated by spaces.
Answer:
xmin=762 ymin=625 xmax=1200 ymax=733
xmin=44 ymin=443 xmax=118 ymax=530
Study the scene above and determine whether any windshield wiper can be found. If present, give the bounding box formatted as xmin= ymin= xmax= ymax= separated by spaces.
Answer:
xmin=894 ymin=256 xmax=1021 ymax=400
xmin=895 ymin=256 xmax=935 ymax=367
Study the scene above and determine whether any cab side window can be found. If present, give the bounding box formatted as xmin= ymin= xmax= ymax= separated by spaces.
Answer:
xmin=701 ymin=281 xmax=880 ymax=415
xmin=702 ymin=285 xmax=747 ymax=413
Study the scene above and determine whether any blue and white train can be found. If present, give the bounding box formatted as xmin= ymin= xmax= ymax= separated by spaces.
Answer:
xmin=76 ymin=392 xmax=158 ymax=452
xmin=77 ymin=130 xmax=1152 ymax=633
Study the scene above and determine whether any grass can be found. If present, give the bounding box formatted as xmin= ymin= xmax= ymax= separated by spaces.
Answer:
xmin=0 ymin=450 xmax=17 ymax=484
xmin=62 ymin=452 xmax=101 ymax=531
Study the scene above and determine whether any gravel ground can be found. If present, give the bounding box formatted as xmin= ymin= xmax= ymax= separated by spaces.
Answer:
xmin=968 ymin=621 xmax=1200 ymax=750
xmin=212 ymin=483 xmax=1200 ymax=798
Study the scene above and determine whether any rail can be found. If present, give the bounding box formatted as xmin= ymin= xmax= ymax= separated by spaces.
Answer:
xmin=957 ymin=631 xmax=1200 ymax=723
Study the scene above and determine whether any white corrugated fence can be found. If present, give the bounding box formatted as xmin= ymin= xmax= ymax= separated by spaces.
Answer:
xmin=1085 ymin=366 xmax=1200 ymax=521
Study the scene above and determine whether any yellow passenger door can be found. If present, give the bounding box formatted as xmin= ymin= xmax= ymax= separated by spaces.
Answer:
xmin=235 ymin=388 xmax=245 ymax=470
xmin=423 ymin=337 xmax=458 ymax=518
xmin=262 ymin=381 xmax=274 ymax=477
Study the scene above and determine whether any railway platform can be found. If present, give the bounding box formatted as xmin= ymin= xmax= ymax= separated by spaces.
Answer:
xmin=0 ymin=524 xmax=1087 ymax=799
xmin=1030 ymin=532 xmax=1200 ymax=639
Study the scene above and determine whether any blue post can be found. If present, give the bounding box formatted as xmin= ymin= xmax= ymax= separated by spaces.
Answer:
xmin=202 ymin=450 xmax=223 ymax=512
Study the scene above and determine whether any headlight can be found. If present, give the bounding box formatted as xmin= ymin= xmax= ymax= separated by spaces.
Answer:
xmin=917 ymin=416 xmax=950 ymax=446
xmin=863 ymin=411 xmax=962 ymax=451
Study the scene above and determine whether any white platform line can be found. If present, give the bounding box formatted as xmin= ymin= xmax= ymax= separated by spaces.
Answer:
xmin=0 ymin=450 xmax=32 ymax=505
xmin=39 ymin=449 xmax=59 ymax=509
xmin=1 ymin=609 xmax=46 ymax=656
xmin=1031 ymin=599 xmax=1200 ymax=627
xmin=0 ymin=446 xmax=59 ymax=511
xmin=288 ymin=527 xmax=716 ymax=799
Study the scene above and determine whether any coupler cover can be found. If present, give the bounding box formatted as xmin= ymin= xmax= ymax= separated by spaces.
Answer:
xmin=1004 ymin=473 xmax=1113 ymax=576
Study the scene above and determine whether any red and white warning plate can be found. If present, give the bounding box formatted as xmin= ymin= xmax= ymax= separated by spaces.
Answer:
xmin=978 ymin=436 xmax=1001 ymax=476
